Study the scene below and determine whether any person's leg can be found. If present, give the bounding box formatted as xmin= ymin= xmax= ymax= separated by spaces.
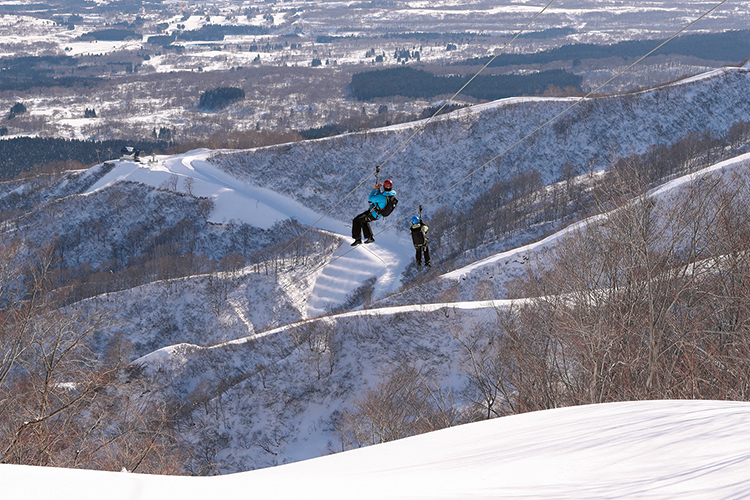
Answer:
xmin=361 ymin=213 xmax=375 ymax=242
xmin=423 ymin=245 xmax=431 ymax=266
xmin=362 ymin=219 xmax=374 ymax=241
xmin=352 ymin=211 xmax=367 ymax=241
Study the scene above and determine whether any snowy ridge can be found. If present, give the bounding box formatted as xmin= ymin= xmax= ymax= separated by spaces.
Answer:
xmin=4 ymin=400 xmax=750 ymax=500
xmin=135 ymin=295 xmax=520 ymax=369
xmin=442 ymin=151 xmax=750 ymax=292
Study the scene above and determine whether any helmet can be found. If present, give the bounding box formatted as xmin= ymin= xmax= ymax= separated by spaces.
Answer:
xmin=411 ymin=216 xmax=420 ymax=224
xmin=383 ymin=179 xmax=393 ymax=190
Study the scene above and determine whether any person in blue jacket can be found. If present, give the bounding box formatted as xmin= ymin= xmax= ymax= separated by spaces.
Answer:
xmin=351 ymin=179 xmax=396 ymax=246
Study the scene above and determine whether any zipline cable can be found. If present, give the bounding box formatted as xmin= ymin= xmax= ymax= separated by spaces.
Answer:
xmin=378 ymin=0 xmax=732 ymax=232
xmin=370 ymin=0 xmax=557 ymax=175
xmin=272 ymin=0 xmax=556 ymax=260
xmin=326 ymin=0 xmax=730 ymax=268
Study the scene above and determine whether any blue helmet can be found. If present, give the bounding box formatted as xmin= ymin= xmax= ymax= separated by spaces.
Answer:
xmin=411 ymin=216 xmax=420 ymax=224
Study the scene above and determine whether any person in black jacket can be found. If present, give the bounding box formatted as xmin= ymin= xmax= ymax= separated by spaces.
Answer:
xmin=410 ymin=215 xmax=431 ymax=269
xmin=351 ymin=179 xmax=396 ymax=246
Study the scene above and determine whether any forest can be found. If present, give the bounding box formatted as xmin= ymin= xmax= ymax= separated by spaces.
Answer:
xmin=462 ymin=29 xmax=750 ymax=68
xmin=0 ymin=137 xmax=169 ymax=180
xmin=350 ymin=67 xmax=582 ymax=100
xmin=199 ymin=87 xmax=246 ymax=111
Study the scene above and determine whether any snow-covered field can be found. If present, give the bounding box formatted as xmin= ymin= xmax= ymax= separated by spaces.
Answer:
xmin=4 ymin=400 xmax=750 ymax=500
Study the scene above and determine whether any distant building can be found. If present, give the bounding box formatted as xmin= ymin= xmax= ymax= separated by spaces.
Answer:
xmin=120 ymin=146 xmax=142 ymax=161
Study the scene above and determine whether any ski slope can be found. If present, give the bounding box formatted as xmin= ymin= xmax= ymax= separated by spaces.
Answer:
xmin=85 ymin=150 xmax=414 ymax=317
xmin=3 ymin=400 xmax=750 ymax=500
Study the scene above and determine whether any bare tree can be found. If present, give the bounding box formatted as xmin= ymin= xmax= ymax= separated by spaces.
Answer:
xmin=0 ymin=240 xmax=187 ymax=472
xmin=497 ymin=166 xmax=750 ymax=409
xmin=334 ymin=362 xmax=460 ymax=450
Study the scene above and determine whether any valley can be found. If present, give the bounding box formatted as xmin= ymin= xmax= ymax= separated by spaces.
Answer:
xmin=0 ymin=0 xmax=747 ymax=146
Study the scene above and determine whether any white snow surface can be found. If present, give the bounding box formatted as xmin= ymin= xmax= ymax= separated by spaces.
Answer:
xmin=3 ymin=399 xmax=750 ymax=500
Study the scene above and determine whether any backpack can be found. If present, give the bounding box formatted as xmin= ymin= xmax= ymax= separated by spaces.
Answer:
xmin=411 ymin=223 xmax=426 ymax=246
xmin=376 ymin=195 xmax=398 ymax=217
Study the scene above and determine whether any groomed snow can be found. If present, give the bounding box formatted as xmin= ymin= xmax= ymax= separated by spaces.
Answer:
xmin=3 ymin=400 xmax=749 ymax=499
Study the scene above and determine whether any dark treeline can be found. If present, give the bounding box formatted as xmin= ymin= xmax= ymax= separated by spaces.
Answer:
xmin=176 ymin=24 xmax=268 ymax=42
xmin=298 ymin=103 xmax=468 ymax=140
xmin=79 ymin=28 xmax=139 ymax=41
xmin=351 ymin=67 xmax=582 ymax=100
xmin=462 ymin=29 xmax=750 ymax=68
xmin=199 ymin=87 xmax=245 ymax=111
xmin=0 ymin=76 xmax=102 ymax=91
xmin=0 ymin=55 xmax=101 ymax=90
xmin=0 ymin=137 xmax=170 ymax=180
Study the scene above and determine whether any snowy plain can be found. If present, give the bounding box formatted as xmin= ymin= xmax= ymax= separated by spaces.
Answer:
xmin=3 ymin=400 xmax=750 ymax=500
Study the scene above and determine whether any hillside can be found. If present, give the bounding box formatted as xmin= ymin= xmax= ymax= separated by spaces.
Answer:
xmin=210 ymin=65 xmax=750 ymax=226
xmin=2 ymin=64 xmax=750 ymax=486
xmin=97 ymin=146 xmax=750 ymax=473
xmin=4 ymin=400 xmax=750 ymax=500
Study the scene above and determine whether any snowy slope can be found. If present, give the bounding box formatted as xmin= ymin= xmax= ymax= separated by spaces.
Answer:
xmin=3 ymin=400 xmax=750 ymax=500
xmin=440 ymin=151 xmax=750 ymax=299
xmin=85 ymin=150 xmax=414 ymax=315
xmin=108 ymin=146 xmax=750 ymax=473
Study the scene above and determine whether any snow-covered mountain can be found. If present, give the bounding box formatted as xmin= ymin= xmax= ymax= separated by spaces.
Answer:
xmin=210 ymin=65 xmax=750 ymax=225
xmin=91 ymin=142 xmax=748 ymax=473
xmin=3 ymin=63 xmax=750 ymax=493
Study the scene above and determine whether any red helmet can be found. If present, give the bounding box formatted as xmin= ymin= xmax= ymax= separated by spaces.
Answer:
xmin=383 ymin=179 xmax=393 ymax=190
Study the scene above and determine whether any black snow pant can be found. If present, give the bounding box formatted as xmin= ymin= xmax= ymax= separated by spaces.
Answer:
xmin=415 ymin=244 xmax=430 ymax=265
xmin=352 ymin=210 xmax=376 ymax=241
